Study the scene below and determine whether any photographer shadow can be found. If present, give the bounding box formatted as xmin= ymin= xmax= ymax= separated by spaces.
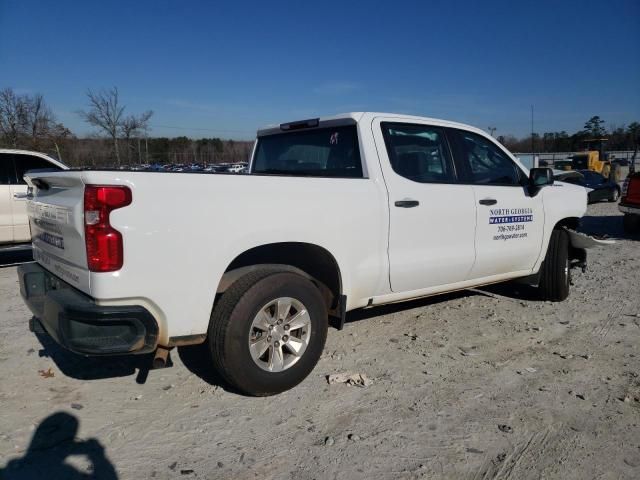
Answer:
xmin=0 ymin=412 xmax=117 ymax=480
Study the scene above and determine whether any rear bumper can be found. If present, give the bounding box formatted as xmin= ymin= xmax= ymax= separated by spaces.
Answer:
xmin=619 ymin=202 xmax=640 ymax=215
xmin=18 ymin=262 xmax=158 ymax=355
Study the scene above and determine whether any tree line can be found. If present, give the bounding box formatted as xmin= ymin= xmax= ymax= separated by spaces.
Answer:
xmin=0 ymin=86 xmax=638 ymax=166
xmin=499 ymin=116 xmax=639 ymax=154
xmin=0 ymin=87 xmax=252 ymax=167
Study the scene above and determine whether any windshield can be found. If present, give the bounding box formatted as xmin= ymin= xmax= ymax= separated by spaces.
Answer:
xmin=572 ymin=154 xmax=588 ymax=169
xmin=252 ymin=126 xmax=363 ymax=177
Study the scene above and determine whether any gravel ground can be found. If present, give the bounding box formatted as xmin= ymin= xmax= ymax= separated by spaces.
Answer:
xmin=0 ymin=201 xmax=639 ymax=480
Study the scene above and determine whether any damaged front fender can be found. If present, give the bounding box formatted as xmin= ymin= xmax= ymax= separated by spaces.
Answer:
xmin=564 ymin=227 xmax=616 ymax=249
xmin=564 ymin=227 xmax=615 ymax=274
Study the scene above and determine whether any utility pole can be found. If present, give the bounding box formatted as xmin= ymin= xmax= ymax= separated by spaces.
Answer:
xmin=488 ymin=126 xmax=496 ymax=137
xmin=531 ymin=105 xmax=535 ymax=155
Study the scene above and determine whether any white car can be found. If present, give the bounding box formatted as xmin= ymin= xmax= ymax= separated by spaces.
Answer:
xmin=227 ymin=163 xmax=246 ymax=173
xmin=0 ymin=149 xmax=67 ymax=245
xmin=18 ymin=113 xmax=598 ymax=395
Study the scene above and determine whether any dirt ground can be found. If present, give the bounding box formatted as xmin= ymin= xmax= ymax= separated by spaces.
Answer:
xmin=0 ymin=201 xmax=639 ymax=480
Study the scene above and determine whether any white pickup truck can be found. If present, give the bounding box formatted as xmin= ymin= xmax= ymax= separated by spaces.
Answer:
xmin=1 ymin=149 xmax=66 ymax=245
xmin=18 ymin=112 xmax=591 ymax=396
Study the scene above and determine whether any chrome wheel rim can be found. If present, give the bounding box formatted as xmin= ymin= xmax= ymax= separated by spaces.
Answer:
xmin=248 ymin=297 xmax=311 ymax=372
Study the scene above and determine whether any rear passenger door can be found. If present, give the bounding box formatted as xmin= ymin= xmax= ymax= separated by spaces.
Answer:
xmin=0 ymin=153 xmax=17 ymax=243
xmin=446 ymin=128 xmax=544 ymax=279
xmin=373 ymin=119 xmax=477 ymax=292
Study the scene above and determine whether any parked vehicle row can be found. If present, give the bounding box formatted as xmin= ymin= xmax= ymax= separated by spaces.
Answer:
xmin=554 ymin=169 xmax=621 ymax=204
xmin=18 ymin=112 xmax=607 ymax=396
xmin=103 ymin=162 xmax=249 ymax=173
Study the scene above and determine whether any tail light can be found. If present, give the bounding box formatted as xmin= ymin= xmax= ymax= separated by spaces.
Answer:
xmin=622 ymin=177 xmax=630 ymax=197
xmin=626 ymin=176 xmax=640 ymax=204
xmin=84 ymin=185 xmax=132 ymax=272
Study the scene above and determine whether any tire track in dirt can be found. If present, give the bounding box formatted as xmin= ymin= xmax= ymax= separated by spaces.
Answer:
xmin=470 ymin=426 xmax=577 ymax=480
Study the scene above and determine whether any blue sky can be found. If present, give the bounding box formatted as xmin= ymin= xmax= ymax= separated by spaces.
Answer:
xmin=1 ymin=0 xmax=638 ymax=140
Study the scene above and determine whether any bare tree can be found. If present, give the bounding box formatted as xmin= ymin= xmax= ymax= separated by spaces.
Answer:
xmin=0 ymin=88 xmax=29 ymax=147
xmin=120 ymin=110 xmax=153 ymax=164
xmin=78 ymin=87 xmax=125 ymax=165
xmin=25 ymin=94 xmax=58 ymax=149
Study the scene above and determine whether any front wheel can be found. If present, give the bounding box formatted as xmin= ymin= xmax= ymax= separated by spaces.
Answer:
xmin=538 ymin=229 xmax=570 ymax=301
xmin=208 ymin=269 xmax=328 ymax=396
xmin=609 ymin=188 xmax=620 ymax=202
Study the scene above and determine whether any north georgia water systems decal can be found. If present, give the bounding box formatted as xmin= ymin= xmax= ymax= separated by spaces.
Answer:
xmin=489 ymin=207 xmax=533 ymax=241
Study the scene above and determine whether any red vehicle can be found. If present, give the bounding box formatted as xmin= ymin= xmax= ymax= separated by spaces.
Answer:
xmin=620 ymin=172 xmax=640 ymax=233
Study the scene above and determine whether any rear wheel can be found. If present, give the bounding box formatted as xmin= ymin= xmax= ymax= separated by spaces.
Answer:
xmin=538 ymin=229 xmax=570 ymax=301
xmin=208 ymin=269 xmax=328 ymax=396
xmin=623 ymin=214 xmax=640 ymax=234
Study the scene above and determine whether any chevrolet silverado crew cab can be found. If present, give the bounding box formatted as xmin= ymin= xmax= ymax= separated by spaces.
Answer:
xmin=18 ymin=113 xmax=593 ymax=396
xmin=1 ymin=149 xmax=66 ymax=245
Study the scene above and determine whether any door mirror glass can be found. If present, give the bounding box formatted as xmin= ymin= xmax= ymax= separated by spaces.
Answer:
xmin=529 ymin=167 xmax=554 ymax=187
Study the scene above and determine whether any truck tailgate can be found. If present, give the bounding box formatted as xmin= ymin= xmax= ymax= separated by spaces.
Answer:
xmin=25 ymin=172 xmax=90 ymax=293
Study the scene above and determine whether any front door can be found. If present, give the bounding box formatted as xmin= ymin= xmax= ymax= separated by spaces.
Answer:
xmin=373 ymin=119 xmax=477 ymax=293
xmin=446 ymin=128 xmax=545 ymax=279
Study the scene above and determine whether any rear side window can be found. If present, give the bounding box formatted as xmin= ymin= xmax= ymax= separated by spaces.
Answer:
xmin=13 ymin=154 xmax=60 ymax=184
xmin=253 ymin=126 xmax=362 ymax=177
xmin=0 ymin=153 xmax=17 ymax=185
xmin=381 ymin=123 xmax=455 ymax=183
xmin=448 ymin=129 xmax=524 ymax=186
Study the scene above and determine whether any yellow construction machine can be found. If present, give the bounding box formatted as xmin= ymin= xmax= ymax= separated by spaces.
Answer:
xmin=571 ymin=138 xmax=618 ymax=180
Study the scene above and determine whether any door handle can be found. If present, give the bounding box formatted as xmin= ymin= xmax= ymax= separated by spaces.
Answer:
xmin=478 ymin=198 xmax=497 ymax=206
xmin=394 ymin=199 xmax=419 ymax=208
xmin=13 ymin=193 xmax=29 ymax=200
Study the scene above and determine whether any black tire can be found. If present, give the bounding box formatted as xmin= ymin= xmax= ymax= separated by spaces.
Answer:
xmin=208 ymin=269 xmax=328 ymax=396
xmin=623 ymin=214 xmax=640 ymax=234
xmin=608 ymin=187 xmax=620 ymax=202
xmin=538 ymin=229 xmax=570 ymax=301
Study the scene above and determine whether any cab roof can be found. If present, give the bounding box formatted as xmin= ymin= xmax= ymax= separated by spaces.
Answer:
xmin=257 ymin=112 xmax=487 ymax=138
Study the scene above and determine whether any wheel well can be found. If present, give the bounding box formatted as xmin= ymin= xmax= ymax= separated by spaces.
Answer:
xmin=220 ymin=242 xmax=342 ymax=313
xmin=554 ymin=217 xmax=580 ymax=231
xmin=553 ymin=217 xmax=583 ymax=262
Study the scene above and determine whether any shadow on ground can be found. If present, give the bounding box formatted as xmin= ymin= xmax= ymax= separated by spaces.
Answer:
xmin=580 ymin=213 xmax=639 ymax=241
xmin=34 ymin=330 xmax=157 ymax=385
xmin=32 ymin=281 xmax=543 ymax=393
xmin=344 ymin=282 xmax=543 ymax=326
xmin=177 ymin=343 xmax=238 ymax=394
xmin=344 ymin=290 xmax=474 ymax=325
xmin=0 ymin=412 xmax=118 ymax=480
xmin=0 ymin=245 xmax=33 ymax=267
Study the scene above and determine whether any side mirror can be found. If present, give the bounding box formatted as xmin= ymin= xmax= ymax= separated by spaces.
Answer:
xmin=529 ymin=167 xmax=554 ymax=187
xmin=528 ymin=167 xmax=554 ymax=195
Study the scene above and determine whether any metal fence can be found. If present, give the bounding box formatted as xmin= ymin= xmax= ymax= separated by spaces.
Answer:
xmin=515 ymin=150 xmax=638 ymax=163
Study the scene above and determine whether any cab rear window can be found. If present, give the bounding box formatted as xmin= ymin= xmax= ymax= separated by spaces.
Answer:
xmin=253 ymin=126 xmax=363 ymax=178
